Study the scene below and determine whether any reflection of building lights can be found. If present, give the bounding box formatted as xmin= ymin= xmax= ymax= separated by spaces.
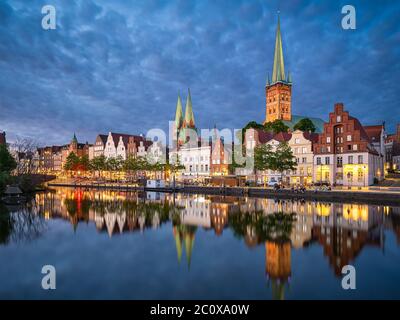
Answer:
xmin=343 ymin=204 xmax=368 ymax=221
xmin=316 ymin=203 xmax=331 ymax=216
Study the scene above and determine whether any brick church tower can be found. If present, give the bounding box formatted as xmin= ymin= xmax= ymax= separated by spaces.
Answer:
xmin=265 ymin=15 xmax=292 ymax=124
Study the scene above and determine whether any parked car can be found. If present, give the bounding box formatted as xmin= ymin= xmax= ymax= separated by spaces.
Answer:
xmin=267 ymin=180 xmax=278 ymax=187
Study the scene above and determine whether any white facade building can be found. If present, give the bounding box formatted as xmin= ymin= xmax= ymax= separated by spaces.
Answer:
xmin=170 ymin=146 xmax=211 ymax=179
xmin=313 ymin=151 xmax=383 ymax=187
xmin=287 ymin=130 xmax=317 ymax=185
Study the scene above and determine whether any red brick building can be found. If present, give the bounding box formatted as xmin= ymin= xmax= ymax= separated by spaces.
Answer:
xmin=210 ymin=129 xmax=229 ymax=176
xmin=313 ymin=103 xmax=384 ymax=186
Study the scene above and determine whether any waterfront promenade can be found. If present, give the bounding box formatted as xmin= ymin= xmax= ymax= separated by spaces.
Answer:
xmin=47 ymin=178 xmax=400 ymax=205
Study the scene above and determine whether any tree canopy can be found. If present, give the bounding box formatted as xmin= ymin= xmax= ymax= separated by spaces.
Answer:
xmin=293 ymin=118 xmax=316 ymax=133
xmin=0 ymin=144 xmax=17 ymax=195
xmin=63 ymin=152 xmax=80 ymax=171
xmin=271 ymin=142 xmax=297 ymax=175
xmin=263 ymin=119 xmax=289 ymax=134
xmin=254 ymin=144 xmax=274 ymax=172
xmin=0 ymin=144 xmax=17 ymax=173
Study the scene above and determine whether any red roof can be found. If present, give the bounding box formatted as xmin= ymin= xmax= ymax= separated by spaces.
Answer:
xmin=364 ymin=125 xmax=383 ymax=143
xmin=348 ymin=116 xmax=371 ymax=143
xmin=107 ymin=132 xmax=152 ymax=150
xmin=257 ymin=130 xmax=274 ymax=144
xmin=303 ymin=131 xmax=319 ymax=143
xmin=97 ymin=134 xmax=108 ymax=145
xmin=273 ymin=132 xmax=292 ymax=142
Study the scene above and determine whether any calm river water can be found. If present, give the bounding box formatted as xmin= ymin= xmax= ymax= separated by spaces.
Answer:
xmin=1 ymin=187 xmax=400 ymax=299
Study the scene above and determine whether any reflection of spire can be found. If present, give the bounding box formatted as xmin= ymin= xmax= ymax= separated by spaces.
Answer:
xmin=173 ymin=226 xmax=183 ymax=263
xmin=138 ymin=215 xmax=145 ymax=232
xmin=185 ymin=232 xmax=195 ymax=268
xmin=172 ymin=225 xmax=196 ymax=268
xmin=270 ymin=279 xmax=286 ymax=300
xmin=105 ymin=213 xmax=116 ymax=237
xmin=117 ymin=213 xmax=126 ymax=233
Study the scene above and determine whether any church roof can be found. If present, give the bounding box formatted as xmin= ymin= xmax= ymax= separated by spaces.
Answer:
xmin=282 ymin=115 xmax=325 ymax=133
xmin=71 ymin=133 xmax=78 ymax=144
xmin=183 ymin=88 xmax=195 ymax=128
xmin=175 ymin=94 xmax=183 ymax=130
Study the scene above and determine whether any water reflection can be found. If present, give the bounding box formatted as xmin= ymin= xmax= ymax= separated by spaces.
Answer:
xmin=2 ymin=188 xmax=400 ymax=299
xmin=0 ymin=202 xmax=46 ymax=245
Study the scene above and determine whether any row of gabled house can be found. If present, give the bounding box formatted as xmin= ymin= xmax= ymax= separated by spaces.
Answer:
xmin=33 ymin=131 xmax=161 ymax=173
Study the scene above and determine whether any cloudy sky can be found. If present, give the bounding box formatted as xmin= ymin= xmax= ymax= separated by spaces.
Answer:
xmin=0 ymin=0 xmax=399 ymax=145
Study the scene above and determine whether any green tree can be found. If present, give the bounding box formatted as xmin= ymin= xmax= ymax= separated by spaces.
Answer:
xmin=0 ymin=145 xmax=17 ymax=195
xmin=293 ymin=118 xmax=316 ymax=133
xmin=0 ymin=172 xmax=12 ymax=195
xmin=64 ymin=152 xmax=79 ymax=171
xmin=90 ymin=155 xmax=107 ymax=177
xmin=78 ymin=155 xmax=90 ymax=172
xmin=0 ymin=144 xmax=17 ymax=173
xmin=240 ymin=121 xmax=265 ymax=142
xmin=254 ymin=144 xmax=274 ymax=186
xmin=271 ymin=142 xmax=297 ymax=183
xmin=264 ymin=120 xmax=289 ymax=134
xmin=106 ymin=156 xmax=124 ymax=179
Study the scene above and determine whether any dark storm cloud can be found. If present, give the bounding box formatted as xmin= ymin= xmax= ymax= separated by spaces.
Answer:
xmin=0 ymin=0 xmax=399 ymax=145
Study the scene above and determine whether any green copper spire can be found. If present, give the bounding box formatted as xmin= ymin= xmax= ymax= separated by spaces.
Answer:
xmin=287 ymin=72 xmax=292 ymax=83
xmin=72 ymin=133 xmax=78 ymax=144
xmin=266 ymin=73 xmax=271 ymax=86
xmin=174 ymin=94 xmax=183 ymax=130
xmin=184 ymin=88 xmax=195 ymax=128
xmin=271 ymin=14 xmax=286 ymax=84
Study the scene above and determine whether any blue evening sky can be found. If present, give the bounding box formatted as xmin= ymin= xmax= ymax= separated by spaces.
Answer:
xmin=0 ymin=0 xmax=399 ymax=145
